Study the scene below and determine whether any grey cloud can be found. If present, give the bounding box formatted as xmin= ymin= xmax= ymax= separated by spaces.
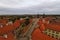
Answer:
xmin=0 ymin=0 xmax=60 ymax=15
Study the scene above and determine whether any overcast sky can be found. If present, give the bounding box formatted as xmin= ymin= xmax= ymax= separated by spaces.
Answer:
xmin=0 ymin=0 xmax=60 ymax=15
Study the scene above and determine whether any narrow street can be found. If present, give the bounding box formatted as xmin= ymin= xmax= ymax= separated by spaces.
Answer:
xmin=18 ymin=18 xmax=39 ymax=40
